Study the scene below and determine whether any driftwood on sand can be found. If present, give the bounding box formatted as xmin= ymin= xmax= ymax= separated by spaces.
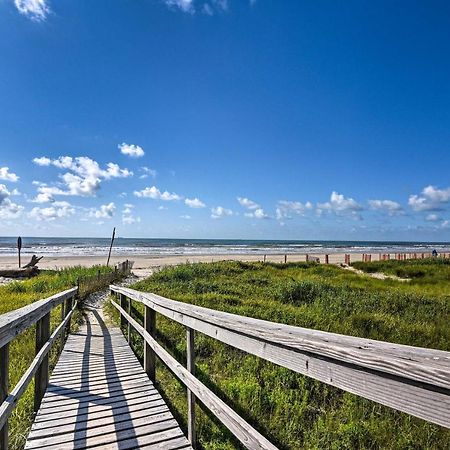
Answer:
xmin=0 ymin=255 xmax=43 ymax=278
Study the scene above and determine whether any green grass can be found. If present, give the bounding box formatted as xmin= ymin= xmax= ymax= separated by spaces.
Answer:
xmin=107 ymin=260 xmax=450 ymax=450
xmin=1 ymin=265 xmax=120 ymax=450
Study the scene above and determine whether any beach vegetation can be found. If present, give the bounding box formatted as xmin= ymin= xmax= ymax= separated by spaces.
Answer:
xmin=107 ymin=260 xmax=450 ymax=449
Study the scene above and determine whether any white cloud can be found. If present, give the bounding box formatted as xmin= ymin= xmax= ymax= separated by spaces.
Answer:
xmin=185 ymin=197 xmax=206 ymax=208
xmin=317 ymin=192 xmax=363 ymax=217
xmin=237 ymin=197 xmax=259 ymax=210
xmin=426 ymin=214 xmax=439 ymax=222
xmin=0 ymin=167 xmax=19 ymax=182
xmin=89 ymin=202 xmax=116 ymax=219
xmin=180 ymin=214 xmax=191 ymax=220
xmin=442 ymin=220 xmax=450 ymax=229
xmin=211 ymin=206 xmax=233 ymax=219
xmin=121 ymin=204 xmax=140 ymax=225
xmin=368 ymin=199 xmax=404 ymax=216
xmin=0 ymin=184 xmax=23 ymax=219
xmin=276 ymin=200 xmax=312 ymax=220
xmin=29 ymin=204 xmax=75 ymax=221
xmin=253 ymin=208 xmax=269 ymax=219
xmin=14 ymin=0 xmax=49 ymax=21
xmin=139 ymin=166 xmax=157 ymax=179
xmin=119 ymin=143 xmax=145 ymax=158
xmin=134 ymin=186 xmax=181 ymax=201
xmin=408 ymin=185 xmax=450 ymax=212
xmin=164 ymin=0 xmax=194 ymax=13
xmin=33 ymin=156 xmax=51 ymax=166
xmin=32 ymin=156 xmax=132 ymax=198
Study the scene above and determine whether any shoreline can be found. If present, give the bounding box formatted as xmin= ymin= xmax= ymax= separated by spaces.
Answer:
xmin=0 ymin=252 xmax=443 ymax=279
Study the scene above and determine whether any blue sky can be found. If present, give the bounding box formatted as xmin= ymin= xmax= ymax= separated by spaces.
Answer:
xmin=1 ymin=0 xmax=450 ymax=240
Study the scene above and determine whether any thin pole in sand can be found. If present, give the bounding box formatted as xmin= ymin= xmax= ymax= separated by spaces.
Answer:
xmin=106 ymin=227 xmax=116 ymax=267
xmin=17 ymin=236 xmax=22 ymax=268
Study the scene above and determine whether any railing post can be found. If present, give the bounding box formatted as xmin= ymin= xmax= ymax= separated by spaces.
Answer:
xmin=0 ymin=343 xmax=9 ymax=449
xmin=59 ymin=299 xmax=66 ymax=353
xmin=144 ymin=306 xmax=156 ymax=382
xmin=64 ymin=297 xmax=72 ymax=338
xmin=186 ymin=327 xmax=196 ymax=448
xmin=34 ymin=312 xmax=50 ymax=412
xmin=120 ymin=293 xmax=127 ymax=332
xmin=127 ymin=297 xmax=132 ymax=343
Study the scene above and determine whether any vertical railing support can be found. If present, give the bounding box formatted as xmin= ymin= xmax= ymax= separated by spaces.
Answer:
xmin=59 ymin=300 xmax=66 ymax=354
xmin=186 ymin=327 xmax=196 ymax=448
xmin=34 ymin=312 xmax=50 ymax=412
xmin=127 ymin=298 xmax=132 ymax=343
xmin=144 ymin=306 xmax=156 ymax=382
xmin=120 ymin=293 xmax=127 ymax=333
xmin=0 ymin=343 xmax=9 ymax=450
xmin=64 ymin=297 xmax=72 ymax=339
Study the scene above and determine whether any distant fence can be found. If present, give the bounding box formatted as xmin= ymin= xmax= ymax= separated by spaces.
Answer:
xmin=77 ymin=260 xmax=134 ymax=298
xmin=110 ymin=285 xmax=450 ymax=450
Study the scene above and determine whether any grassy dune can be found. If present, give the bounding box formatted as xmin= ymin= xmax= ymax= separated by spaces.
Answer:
xmin=113 ymin=260 xmax=450 ymax=449
xmin=1 ymin=266 xmax=118 ymax=450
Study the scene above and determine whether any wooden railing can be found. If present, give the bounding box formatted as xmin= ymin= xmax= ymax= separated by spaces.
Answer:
xmin=110 ymin=285 xmax=450 ymax=450
xmin=0 ymin=287 xmax=78 ymax=449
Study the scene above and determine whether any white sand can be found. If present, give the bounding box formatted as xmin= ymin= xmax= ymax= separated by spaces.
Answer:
xmin=0 ymin=252 xmax=390 ymax=278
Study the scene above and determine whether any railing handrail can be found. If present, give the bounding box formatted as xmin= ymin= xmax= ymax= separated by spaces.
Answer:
xmin=110 ymin=286 xmax=450 ymax=388
xmin=0 ymin=287 xmax=78 ymax=349
xmin=0 ymin=287 xmax=78 ymax=449
xmin=110 ymin=284 xmax=450 ymax=449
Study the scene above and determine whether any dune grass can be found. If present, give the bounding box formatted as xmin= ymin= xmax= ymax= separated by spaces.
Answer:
xmin=1 ymin=265 xmax=118 ymax=450
xmin=108 ymin=260 xmax=450 ymax=449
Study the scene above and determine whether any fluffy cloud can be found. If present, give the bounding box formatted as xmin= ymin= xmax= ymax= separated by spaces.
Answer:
xmin=14 ymin=0 xmax=49 ymax=21
xmin=119 ymin=143 xmax=145 ymax=158
xmin=211 ymin=206 xmax=233 ymax=219
xmin=180 ymin=214 xmax=191 ymax=220
xmin=89 ymin=202 xmax=116 ymax=219
xmin=122 ymin=204 xmax=141 ymax=225
xmin=0 ymin=167 xmax=19 ymax=182
xmin=317 ymin=192 xmax=363 ymax=217
xmin=0 ymin=184 xmax=23 ymax=219
xmin=368 ymin=199 xmax=404 ymax=216
xmin=245 ymin=208 xmax=269 ymax=219
xmin=32 ymin=156 xmax=132 ymax=198
xmin=29 ymin=203 xmax=75 ymax=221
xmin=276 ymin=200 xmax=313 ymax=220
xmin=164 ymin=0 xmax=194 ymax=13
xmin=237 ymin=197 xmax=259 ymax=210
xmin=33 ymin=157 xmax=51 ymax=166
xmin=134 ymin=186 xmax=181 ymax=201
xmin=185 ymin=197 xmax=206 ymax=208
xmin=408 ymin=186 xmax=450 ymax=212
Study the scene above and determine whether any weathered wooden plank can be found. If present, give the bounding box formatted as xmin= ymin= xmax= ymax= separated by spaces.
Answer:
xmin=111 ymin=286 xmax=450 ymax=387
xmin=26 ymin=308 xmax=192 ymax=450
xmin=30 ymin=403 xmax=169 ymax=434
xmin=0 ymin=303 xmax=76 ymax=431
xmin=26 ymin=413 xmax=176 ymax=448
xmin=111 ymin=300 xmax=278 ymax=450
xmin=34 ymin=397 xmax=167 ymax=425
xmin=0 ymin=287 xmax=77 ymax=348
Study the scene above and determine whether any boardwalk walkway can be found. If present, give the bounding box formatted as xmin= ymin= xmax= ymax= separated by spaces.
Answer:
xmin=25 ymin=308 xmax=192 ymax=450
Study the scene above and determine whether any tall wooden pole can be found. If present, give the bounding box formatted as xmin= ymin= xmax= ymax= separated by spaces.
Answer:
xmin=17 ymin=236 xmax=22 ymax=268
xmin=106 ymin=227 xmax=116 ymax=267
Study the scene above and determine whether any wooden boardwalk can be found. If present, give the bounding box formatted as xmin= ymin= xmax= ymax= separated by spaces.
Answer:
xmin=25 ymin=308 xmax=192 ymax=450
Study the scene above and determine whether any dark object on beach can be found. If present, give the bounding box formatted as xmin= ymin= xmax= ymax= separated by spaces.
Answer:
xmin=106 ymin=227 xmax=116 ymax=267
xmin=17 ymin=236 xmax=22 ymax=268
xmin=0 ymin=266 xmax=39 ymax=278
xmin=432 ymin=249 xmax=438 ymax=257
xmin=23 ymin=254 xmax=43 ymax=268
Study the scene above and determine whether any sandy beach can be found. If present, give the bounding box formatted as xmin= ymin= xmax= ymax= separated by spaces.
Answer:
xmin=0 ymin=252 xmax=394 ymax=278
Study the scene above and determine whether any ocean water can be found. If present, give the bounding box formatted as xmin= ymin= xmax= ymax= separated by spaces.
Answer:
xmin=0 ymin=237 xmax=448 ymax=257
